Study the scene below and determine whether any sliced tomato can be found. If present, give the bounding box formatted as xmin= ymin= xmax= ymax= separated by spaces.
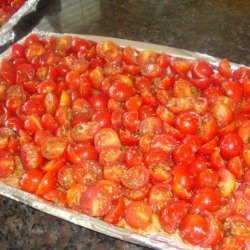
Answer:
xmin=66 ymin=183 xmax=87 ymax=210
xmin=20 ymin=143 xmax=44 ymax=170
xmin=125 ymin=201 xmax=152 ymax=229
xmin=72 ymin=160 xmax=103 ymax=186
xmin=36 ymin=171 xmax=57 ymax=196
xmin=0 ymin=150 xmax=15 ymax=178
xmin=148 ymin=183 xmax=172 ymax=213
xmin=94 ymin=128 xmax=121 ymax=153
xmin=103 ymin=163 xmax=126 ymax=183
xmin=19 ymin=169 xmax=44 ymax=194
xmin=122 ymin=183 xmax=150 ymax=201
xmin=121 ymin=166 xmax=149 ymax=190
xmin=103 ymin=197 xmax=125 ymax=224
xmin=160 ymin=201 xmax=191 ymax=233
xmin=43 ymin=189 xmax=67 ymax=206
xmin=80 ymin=185 xmax=112 ymax=217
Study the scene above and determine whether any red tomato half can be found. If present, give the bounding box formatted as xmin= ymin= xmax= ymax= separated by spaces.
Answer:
xmin=80 ymin=185 xmax=112 ymax=217
xmin=125 ymin=201 xmax=152 ymax=229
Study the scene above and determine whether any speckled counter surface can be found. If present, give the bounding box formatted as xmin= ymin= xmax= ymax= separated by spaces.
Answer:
xmin=0 ymin=0 xmax=249 ymax=249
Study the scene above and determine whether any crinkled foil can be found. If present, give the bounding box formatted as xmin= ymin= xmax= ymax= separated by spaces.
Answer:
xmin=0 ymin=30 xmax=249 ymax=250
xmin=0 ymin=0 xmax=40 ymax=46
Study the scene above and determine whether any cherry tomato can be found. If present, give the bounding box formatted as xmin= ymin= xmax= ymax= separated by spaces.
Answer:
xmin=125 ymin=201 xmax=152 ymax=229
xmin=66 ymin=183 xmax=87 ymax=210
xmin=171 ymin=165 xmax=194 ymax=199
xmin=43 ymin=189 xmax=67 ymax=206
xmin=196 ymin=168 xmax=219 ymax=188
xmin=191 ymin=188 xmax=221 ymax=212
xmin=219 ymin=133 xmax=244 ymax=160
xmin=160 ymin=201 xmax=191 ymax=233
xmin=36 ymin=171 xmax=57 ymax=196
xmin=57 ymin=165 xmax=75 ymax=189
xmin=94 ymin=128 xmax=121 ymax=153
xmin=179 ymin=213 xmax=209 ymax=246
xmin=148 ymin=183 xmax=172 ymax=213
xmin=121 ymin=166 xmax=149 ymax=190
xmin=104 ymin=197 xmax=125 ymax=224
xmin=72 ymin=160 xmax=102 ymax=186
xmin=175 ymin=111 xmax=199 ymax=135
xmin=20 ymin=143 xmax=44 ymax=170
xmin=19 ymin=169 xmax=44 ymax=194
xmin=80 ymin=185 xmax=112 ymax=217
xmin=0 ymin=150 xmax=15 ymax=178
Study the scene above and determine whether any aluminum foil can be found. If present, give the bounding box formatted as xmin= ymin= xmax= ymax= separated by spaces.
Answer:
xmin=0 ymin=30 xmax=248 ymax=250
xmin=0 ymin=0 xmax=40 ymax=46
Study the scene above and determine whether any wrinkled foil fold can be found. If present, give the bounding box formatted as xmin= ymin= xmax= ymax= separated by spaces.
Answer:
xmin=0 ymin=0 xmax=40 ymax=46
xmin=0 ymin=30 xmax=248 ymax=250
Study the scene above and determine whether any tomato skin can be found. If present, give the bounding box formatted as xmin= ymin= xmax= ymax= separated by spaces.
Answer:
xmin=72 ymin=160 xmax=103 ymax=186
xmin=173 ymin=143 xmax=195 ymax=165
xmin=125 ymin=201 xmax=152 ymax=229
xmin=104 ymin=197 xmax=125 ymax=224
xmin=160 ymin=201 xmax=191 ymax=233
xmin=57 ymin=165 xmax=75 ymax=189
xmin=66 ymin=183 xmax=87 ymax=210
xmin=171 ymin=165 xmax=194 ymax=200
xmin=189 ymin=156 xmax=208 ymax=175
xmin=179 ymin=213 xmax=209 ymax=246
xmin=94 ymin=128 xmax=121 ymax=153
xmin=20 ymin=143 xmax=44 ymax=171
xmin=80 ymin=185 xmax=112 ymax=217
xmin=191 ymin=188 xmax=220 ymax=212
xmin=148 ymin=183 xmax=172 ymax=213
xmin=192 ymin=60 xmax=213 ymax=79
xmin=36 ymin=171 xmax=57 ymax=196
xmin=19 ymin=169 xmax=44 ymax=194
xmin=175 ymin=111 xmax=199 ymax=135
xmin=219 ymin=133 xmax=244 ymax=160
xmin=43 ymin=189 xmax=67 ymax=206
xmin=218 ymin=58 xmax=232 ymax=78
xmin=108 ymin=82 xmax=134 ymax=102
xmin=196 ymin=168 xmax=219 ymax=188
xmin=0 ymin=151 xmax=15 ymax=178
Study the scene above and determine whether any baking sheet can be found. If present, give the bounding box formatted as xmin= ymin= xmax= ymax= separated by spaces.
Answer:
xmin=0 ymin=0 xmax=40 ymax=46
xmin=0 ymin=30 xmax=248 ymax=250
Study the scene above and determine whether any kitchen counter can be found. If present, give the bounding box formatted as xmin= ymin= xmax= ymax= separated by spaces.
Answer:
xmin=0 ymin=0 xmax=249 ymax=249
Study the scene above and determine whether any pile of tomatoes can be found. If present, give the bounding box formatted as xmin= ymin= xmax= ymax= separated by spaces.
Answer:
xmin=0 ymin=33 xmax=249 ymax=249
xmin=0 ymin=0 xmax=26 ymax=28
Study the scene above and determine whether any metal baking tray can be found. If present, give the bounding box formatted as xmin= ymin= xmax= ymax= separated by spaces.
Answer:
xmin=0 ymin=30 xmax=248 ymax=250
xmin=0 ymin=0 xmax=40 ymax=46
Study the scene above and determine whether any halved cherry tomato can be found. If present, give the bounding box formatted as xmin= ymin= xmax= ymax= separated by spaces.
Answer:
xmin=80 ymin=185 xmax=112 ymax=217
xmin=41 ymin=137 xmax=67 ymax=160
xmin=160 ymin=201 xmax=191 ymax=233
xmin=125 ymin=201 xmax=152 ymax=229
xmin=43 ymin=189 xmax=67 ymax=206
xmin=57 ymin=165 xmax=75 ymax=189
xmin=19 ymin=169 xmax=44 ymax=194
xmin=148 ymin=183 xmax=172 ymax=213
xmin=66 ymin=183 xmax=87 ymax=210
xmin=179 ymin=212 xmax=209 ymax=246
xmin=121 ymin=166 xmax=149 ymax=190
xmin=0 ymin=150 xmax=15 ymax=178
xmin=20 ymin=143 xmax=44 ymax=170
xmin=94 ymin=128 xmax=121 ymax=153
xmin=36 ymin=171 xmax=57 ymax=196
xmin=72 ymin=160 xmax=102 ymax=186
xmin=103 ymin=197 xmax=125 ymax=224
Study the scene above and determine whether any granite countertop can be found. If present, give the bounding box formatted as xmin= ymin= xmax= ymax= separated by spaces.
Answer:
xmin=0 ymin=0 xmax=249 ymax=249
